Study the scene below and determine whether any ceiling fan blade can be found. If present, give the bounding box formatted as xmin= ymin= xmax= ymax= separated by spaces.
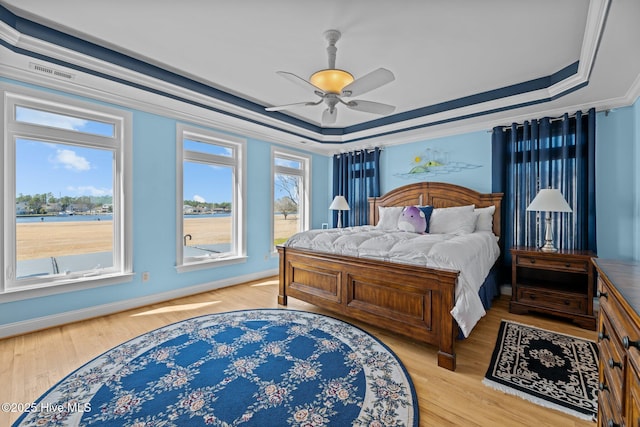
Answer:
xmin=346 ymin=100 xmax=396 ymax=115
xmin=341 ymin=68 xmax=395 ymax=98
xmin=322 ymin=108 xmax=337 ymax=124
xmin=276 ymin=71 xmax=325 ymax=96
xmin=265 ymin=100 xmax=322 ymax=112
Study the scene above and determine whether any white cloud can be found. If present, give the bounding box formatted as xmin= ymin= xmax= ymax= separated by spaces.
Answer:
xmin=193 ymin=194 xmax=206 ymax=203
xmin=66 ymin=185 xmax=112 ymax=197
xmin=52 ymin=149 xmax=91 ymax=171
xmin=17 ymin=108 xmax=89 ymax=131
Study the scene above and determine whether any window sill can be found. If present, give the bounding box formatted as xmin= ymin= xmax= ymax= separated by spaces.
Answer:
xmin=176 ymin=255 xmax=248 ymax=273
xmin=0 ymin=272 xmax=135 ymax=303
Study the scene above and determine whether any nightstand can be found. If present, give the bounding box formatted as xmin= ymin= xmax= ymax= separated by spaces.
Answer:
xmin=510 ymin=246 xmax=597 ymax=330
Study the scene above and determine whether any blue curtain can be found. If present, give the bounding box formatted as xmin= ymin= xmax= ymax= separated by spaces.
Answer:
xmin=492 ymin=108 xmax=597 ymax=270
xmin=332 ymin=148 xmax=382 ymax=227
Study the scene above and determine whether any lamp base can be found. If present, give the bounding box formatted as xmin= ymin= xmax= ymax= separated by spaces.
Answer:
xmin=539 ymin=241 xmax=558 ymax=252
xmin=539 ymin=215 xmax=557 ymax=252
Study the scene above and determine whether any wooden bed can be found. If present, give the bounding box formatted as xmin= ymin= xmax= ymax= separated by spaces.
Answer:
xmin=277 ymin=182 xmax=503 ymax=371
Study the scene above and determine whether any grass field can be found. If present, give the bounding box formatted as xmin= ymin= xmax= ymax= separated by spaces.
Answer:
xmin=16 ymin=215 xmax=300 ymax=260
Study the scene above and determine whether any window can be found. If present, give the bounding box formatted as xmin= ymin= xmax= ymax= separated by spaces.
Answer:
xmin=272 ymin=149 xmax=310 ymax=249
xmin=177 ymin=124 xmax=245 ymax=271
xmin=2 ymin=87 xmax=132 ymax=301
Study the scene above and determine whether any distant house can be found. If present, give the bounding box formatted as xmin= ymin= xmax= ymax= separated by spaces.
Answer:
xmin=45 ymin=202 xmax=62 ymax=214
xmin=16 ymin=201 xmax=29 ymax=215
xmin=99 ymin=204 xmax=113 ymax=213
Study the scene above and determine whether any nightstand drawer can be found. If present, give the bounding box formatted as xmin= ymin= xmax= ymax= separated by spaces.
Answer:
xmin=517 ymin=287 xmax=587 ymax=313
xmin=515 ymin=254 xmax=589 ymax=273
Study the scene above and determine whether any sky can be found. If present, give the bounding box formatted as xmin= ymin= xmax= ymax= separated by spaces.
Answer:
xmin=16 ymin=106 xmax=294 ymax=204
xmin=15 ymin=106 xmax=114 ymax=199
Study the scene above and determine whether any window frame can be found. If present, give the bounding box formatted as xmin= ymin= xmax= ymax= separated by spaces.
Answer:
xmin=271 ymin=148 xmax=311 ymax=252
xmin=1 ymin=85 xmax=133 ymax=302
xmin=176 ymin=124 xmax=246 ymax=272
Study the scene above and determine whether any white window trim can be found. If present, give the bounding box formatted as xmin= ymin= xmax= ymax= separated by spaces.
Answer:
xmin=176 ymin=124 xmax=246 ymax=273
xmin=271 ymin=148 xmax=311 ymax=253
xmin=1 ymin=84 xmax=133 ymax=303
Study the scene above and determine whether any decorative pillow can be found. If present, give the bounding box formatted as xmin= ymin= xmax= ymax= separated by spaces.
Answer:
xmin=418 ymin=205 xmax=434 ymax=232
xmin=429 ymin=205 xmax=477 ymax=235
xmin=376 ymin=206 xmax=404 ymax=231
xmin=397 ymin=206 xmax=427 ymax=233
xmin=474 ymin=205 xmax=496 ymax=232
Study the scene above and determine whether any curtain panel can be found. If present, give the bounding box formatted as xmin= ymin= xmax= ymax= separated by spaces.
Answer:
xmin=332 ymin=148 xmax=382 ymax=227
xmin=492 ymin=108 xmax=596 ymax=271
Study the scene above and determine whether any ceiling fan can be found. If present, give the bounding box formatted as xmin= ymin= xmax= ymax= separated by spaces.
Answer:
xmin=265 ymin=29 xmax=396 ymax=125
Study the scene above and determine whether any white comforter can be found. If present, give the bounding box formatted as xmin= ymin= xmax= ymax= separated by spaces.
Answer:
xmin=284 ymin=226 xmax=500 ymax=337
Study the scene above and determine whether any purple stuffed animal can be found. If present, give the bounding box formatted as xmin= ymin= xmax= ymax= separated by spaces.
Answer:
xmin=397 ymin=206 xmax=426 ymax=233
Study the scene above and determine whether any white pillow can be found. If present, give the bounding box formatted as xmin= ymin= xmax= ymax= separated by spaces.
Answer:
xmin=429 ymin=205 xmax=477 ymax=235
xmin=376 ymin=206 xmax=404 ymax=231
xmin=474 ymin=205 xmax=495 ymax=232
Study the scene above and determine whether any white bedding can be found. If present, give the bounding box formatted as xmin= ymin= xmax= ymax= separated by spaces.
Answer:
xmin=283 ymin=226 xmax=500 ymax=337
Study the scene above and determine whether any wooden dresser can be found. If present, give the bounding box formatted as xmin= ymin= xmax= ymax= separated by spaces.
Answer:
xmin=593 ymin=258 xmax=640 ymax=427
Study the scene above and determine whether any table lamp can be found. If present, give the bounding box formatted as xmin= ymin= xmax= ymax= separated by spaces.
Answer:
xmin=526 ymin=188 xmax=572 ymax=252
xmin=329 ymin=195 xmax=350 ymax=228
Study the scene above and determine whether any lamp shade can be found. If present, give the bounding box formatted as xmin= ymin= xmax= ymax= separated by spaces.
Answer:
xmin=329 ymin=195 xmax=350 ymax=211
xmin=526 ymin=189 xmax=572 ymax=213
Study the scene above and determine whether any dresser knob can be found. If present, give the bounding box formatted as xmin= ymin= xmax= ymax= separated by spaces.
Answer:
xmin=565 ymin=263 xmax=571 ymax=268
xmin=608 ymin=357 xmax=622 ymax=369
xmin=607 ymin=420 xmax=620 ymax=427
xmin=529 ymin=259 xmax=535 ymax=264
xmin=623 ymin=336 xmax=640 ymax=350
xmin=597 ymin=291 xmax=608 ymax=299
xmin=598 ymin=331 xmax=609 ymax=341
xmin=599 ymin=381 xmax=609 ymax=392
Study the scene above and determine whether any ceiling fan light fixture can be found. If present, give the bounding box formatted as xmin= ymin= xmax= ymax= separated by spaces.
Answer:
xmin=310 ymin=69 xmax=354 ymax=94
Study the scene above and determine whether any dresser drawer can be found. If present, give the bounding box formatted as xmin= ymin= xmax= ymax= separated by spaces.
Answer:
xmin=517 ymin=287 xmax=587 ymax=314
xmin=627 ymin=349 xmax=640 ymax=426
xmin=515 ymin=254 xmax=589 ymax=273
xmin=598 ymin=391 xmax=623 ymax=427
xmin=599 ymin=331 xmax=625 ymax=409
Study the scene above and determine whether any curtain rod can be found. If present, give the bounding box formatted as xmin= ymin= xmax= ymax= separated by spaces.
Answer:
xmin=493 ymin=112 xmax=585 ymax=131
xmin=333 ymin=147 xmax=383 ymax=157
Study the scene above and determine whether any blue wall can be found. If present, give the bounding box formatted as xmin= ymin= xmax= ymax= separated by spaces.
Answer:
xmin=380 ymin=131 xmax=492 ymax=194
xmin=595 ymin=103 xmax=640 ymax=261
xmin=0 ymin=79 xmax=330 ymax=329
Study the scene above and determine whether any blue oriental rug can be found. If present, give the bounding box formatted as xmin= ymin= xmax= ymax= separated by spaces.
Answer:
xmin=14 ymin=309 xmax=418 ymax=426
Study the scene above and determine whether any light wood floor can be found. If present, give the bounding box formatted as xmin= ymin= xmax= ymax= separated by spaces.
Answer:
xmin=1 ymin=277 xmax=597 ymax=426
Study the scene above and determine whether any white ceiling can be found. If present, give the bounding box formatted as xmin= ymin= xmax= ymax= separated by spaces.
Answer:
xmin=1 ymin=0 xmax=639 ymax=147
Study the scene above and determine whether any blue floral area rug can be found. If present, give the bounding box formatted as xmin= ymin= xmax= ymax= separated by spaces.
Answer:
xmin=483 ymin=320 xmax=598 ymax=421
xmin=14 ymin=309 xmax=418 ymax=426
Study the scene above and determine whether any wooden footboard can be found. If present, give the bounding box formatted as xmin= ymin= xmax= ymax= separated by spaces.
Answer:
xmin=278 ymin=245 xmax=460 ymax=370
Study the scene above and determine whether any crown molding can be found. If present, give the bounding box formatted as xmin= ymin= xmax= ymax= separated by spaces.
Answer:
xmin=0 ymin=0 xmax=629 ymax=152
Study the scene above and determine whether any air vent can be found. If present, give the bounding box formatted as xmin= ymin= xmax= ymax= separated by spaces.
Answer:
xmin=29 ymin=63 xmax=75 ymax=80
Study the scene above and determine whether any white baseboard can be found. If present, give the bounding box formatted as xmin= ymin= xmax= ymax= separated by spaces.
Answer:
xmin=0 ymin=269 xmax=278 ymax=339
xmin=500 ymin=284 xmax=512 ymax=296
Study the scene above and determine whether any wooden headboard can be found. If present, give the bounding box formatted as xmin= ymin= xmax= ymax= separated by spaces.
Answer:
xmin=367 ymin=182 xmax=503 ymax=238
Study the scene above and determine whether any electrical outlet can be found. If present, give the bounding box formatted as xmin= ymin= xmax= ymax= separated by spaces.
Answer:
xmin=142 ymin=271 xmax=150 ymax=282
